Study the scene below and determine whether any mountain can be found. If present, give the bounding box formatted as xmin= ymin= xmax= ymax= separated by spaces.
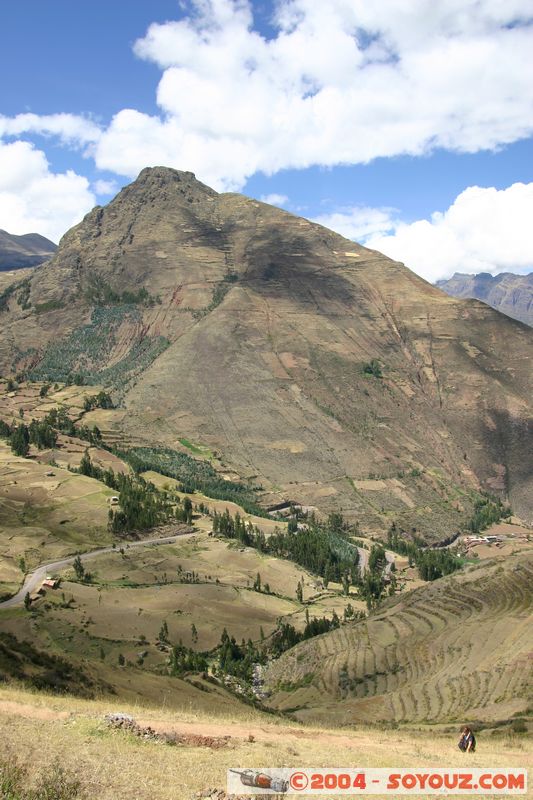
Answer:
xmin=0 ymin=229 xmax=57 ymax=271
xmin=436 ymin=271 xmax=533 ymax=327
xmin=0 ymin=167 xmax=532 ymax=538
xmin=264 ymin=550 xmax=533 ymax=724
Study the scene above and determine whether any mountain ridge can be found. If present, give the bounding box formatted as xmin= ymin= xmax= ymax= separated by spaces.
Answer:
xmin=0 ymin=229 xmax=57 ymax=271
xmin=0 ymin=167 xmax=532 ymax=536
xmin=436 ymin=271 xmax=533 ymax=327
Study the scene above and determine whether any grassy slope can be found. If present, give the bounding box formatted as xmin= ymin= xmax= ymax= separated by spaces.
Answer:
xmin=1 ymin=684 xmax=531 ymax=800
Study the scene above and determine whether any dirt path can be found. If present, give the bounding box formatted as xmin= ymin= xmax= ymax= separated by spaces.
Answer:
xmin=0 ymin=700 xmax=70 ymax=721
xmin=0 ymin=531 xmax=196 ymax=610
xmin=0 ymin=698 xmax=364 ymax=749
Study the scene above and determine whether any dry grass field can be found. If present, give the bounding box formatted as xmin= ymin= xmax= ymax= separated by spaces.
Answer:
xmin=0 ymin=529 xmax=362 ymax=683
xmin=0 ymin=684 xmax=530 ymax=800
xmin=0 ymin=442 xmax=118 ymax=596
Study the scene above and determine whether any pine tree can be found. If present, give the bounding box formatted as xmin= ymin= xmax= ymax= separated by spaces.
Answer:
xmin=73 ymin=555 xmax=85 ymax=580
xmin=10 ymin=423 xmax=29 ymax=457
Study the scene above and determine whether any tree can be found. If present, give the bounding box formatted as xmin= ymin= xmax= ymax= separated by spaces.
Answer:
xmin=183 ymin=496 xmax=193 ymax=524
xmin=191 ymin=623 xmax=198 ymax=643
xmin=0 ymin=419 xmax=11 ymax=438
xmin=159 ymin=620 xmax=169 ymax=643
xmin=10 ymin=423 xmax=29 ymax=457
xmin=73 ymin=555 xmax=85 ymax=580
xmin=296 ymin=580 xmax=303 ymax=603
xmin=24 ymin=592 xmax=31 ymax=611
xmin=253 ymin=573 xmax=262 ymax=592
xmin=18 ymin=556 xmax=26 ymax=573
xmin=118 ymin=653 xmax=125 ymax=666
xmin=79 ymin=449 xmax=93 ymax=477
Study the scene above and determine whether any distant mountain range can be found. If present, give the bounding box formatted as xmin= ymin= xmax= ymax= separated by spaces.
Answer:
xmin=0 ymin=229 xmax=57 ymax=271
xmin=436 ymin=271 xmax=533 ymax=327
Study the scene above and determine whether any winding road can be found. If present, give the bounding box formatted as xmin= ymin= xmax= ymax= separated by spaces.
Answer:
xmin=0 ymin=531 xmax=196 ymax=610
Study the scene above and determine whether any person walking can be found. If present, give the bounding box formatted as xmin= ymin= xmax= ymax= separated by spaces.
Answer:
xmin=458 ymin=726 xmax=476 ymax=752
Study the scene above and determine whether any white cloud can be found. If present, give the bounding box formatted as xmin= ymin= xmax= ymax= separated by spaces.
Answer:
xmin=1 ymin=0 xmax=533 ymax=242
xmin=91 ymin=0 xmax=533 ymax=188
xmin=0 ymin=140 xmax=96 ymax=243
xmin=326 ymin=183 xmax=533 ymax=282
xmin=93 ymin=179 xmax=119 ymax=196
xmin=313 ymin=206 xmax=398 ymax=241
xmin=260 ymin=193 xmax=289 ymax=206
xmin=0 ymin=113 xmax=100 ymax=148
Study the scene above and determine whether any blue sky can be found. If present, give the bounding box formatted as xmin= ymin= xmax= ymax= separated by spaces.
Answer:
xmin=1 ymin=0 xmax=532 ymax=281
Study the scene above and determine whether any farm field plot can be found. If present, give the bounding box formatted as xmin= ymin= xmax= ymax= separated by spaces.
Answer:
xmin=0 ymin=443 xmax=115 ymax=584
xmin=0 ymin=576 xmax=296 ymax=659
xmin=264 ymin=549 xmax=533 ymax=726
xmin=77 ymin=530 xmax=364 ymax=618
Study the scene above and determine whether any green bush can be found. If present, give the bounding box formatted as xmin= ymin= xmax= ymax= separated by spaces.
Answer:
xmin=362 ymin=359 xmax=383 ymax=378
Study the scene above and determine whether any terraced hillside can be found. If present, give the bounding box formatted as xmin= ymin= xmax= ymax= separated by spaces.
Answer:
xmin=264 ymin=551 xmax=533 ymax=725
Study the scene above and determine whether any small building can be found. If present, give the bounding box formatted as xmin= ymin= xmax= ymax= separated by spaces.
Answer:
xmin=41 ymin=578 xmax=59 ymax=589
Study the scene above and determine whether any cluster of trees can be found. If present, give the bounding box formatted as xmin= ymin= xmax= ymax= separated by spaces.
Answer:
xmin=175 ymin=495 xmax=193 ymax=525
xmin=78 ymin=450 xmax=174 ymax=533
xmin=362 ymin=359 xmax=383 ymax=378
xmin=169 ymin=643 xmax=208 ymax=675
xmin=83 ymin=391 xmax=114 ymax=411
xmin=166 ymin=609 xmax=347 ymax=684
xmin=119 ymin=446 xmax=266 ymax=517
xmin=84 ymin=276 xmax=158 ymax=307
xmin=0 ymin=418 xmax=57 ymax=456
xmin=269 ymin=613 xmax=340 ymax=658
xmin=213 ymin=509 xmax=360 ymax=587
xmin=0 ymin=405 xmax=107 ymax=459
xmin=468 ymin=493 xmax=511 ymax=533
xmin=387 ymin=524 xmax=462 ymax=581
xmin=217 ymin=629 xmax=263 ymax=682
xmin=212 ymin=508 xmax=395 ymax=608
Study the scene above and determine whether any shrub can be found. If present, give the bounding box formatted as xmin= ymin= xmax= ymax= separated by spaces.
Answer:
xmin=362 ymin=359 xmax=383 ymax=378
